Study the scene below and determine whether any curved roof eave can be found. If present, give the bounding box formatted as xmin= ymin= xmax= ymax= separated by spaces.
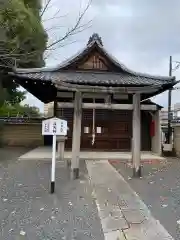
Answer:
xmin=12 ymin=38 xmax=175 ymax=82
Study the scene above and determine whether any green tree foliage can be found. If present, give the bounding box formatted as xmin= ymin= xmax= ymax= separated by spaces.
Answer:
xmin=0 ymin=102 xmax=41 ymax=117
xmin=0 ymin=0 xmax=47 ymax=67
xmin=0 ymin=0 xmax=47 ymax=107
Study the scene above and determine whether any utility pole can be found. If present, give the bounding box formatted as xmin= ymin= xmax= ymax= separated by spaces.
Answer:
xmin=167 ymin=56 xmax=172 ymax=144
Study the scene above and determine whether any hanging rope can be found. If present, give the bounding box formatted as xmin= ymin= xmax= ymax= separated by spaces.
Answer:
xmin=92 ymin=98 xmax=96 ymax=145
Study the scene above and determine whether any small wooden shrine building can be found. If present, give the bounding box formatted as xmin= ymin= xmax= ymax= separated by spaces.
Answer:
xmin=9 ymin=33 xmax=177 ymax=177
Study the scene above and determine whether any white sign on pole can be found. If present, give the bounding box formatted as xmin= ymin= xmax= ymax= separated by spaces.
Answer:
xmin=42 ymin=117 xmax=67 ymax=136
xmin=42 ymin=117 xmax=67 ymax=193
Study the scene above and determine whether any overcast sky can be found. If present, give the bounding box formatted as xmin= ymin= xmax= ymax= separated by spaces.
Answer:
xmin=23 ymin=0 xmax=180 ymax=111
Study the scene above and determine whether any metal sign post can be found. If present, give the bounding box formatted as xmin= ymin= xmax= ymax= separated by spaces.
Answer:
xmin=42 ymin=117 xmax=67 ymax=194
xmin=51 ymin=134 xmax=56 ymax=193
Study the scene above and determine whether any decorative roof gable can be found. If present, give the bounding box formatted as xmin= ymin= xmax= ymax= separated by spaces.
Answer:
xmin=77 ymin=52 xmax=109 ymax=71
xmin=87 ymin=33 xmax=103 ymax=46
xmin=60 ymin=33 xmax=118 ymax=71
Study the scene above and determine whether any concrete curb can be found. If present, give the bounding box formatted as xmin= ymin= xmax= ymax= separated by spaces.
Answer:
xmin=18 ymin=157 xmax=165 ymax=164
xmin=109 ymin=159 xmax=167 ymax=165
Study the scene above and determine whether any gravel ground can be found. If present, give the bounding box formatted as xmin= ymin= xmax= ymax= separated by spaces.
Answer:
xmin=110 ymin=158 xmax=180 ymax=240
xmin=0 ymin=148 xmax=104 ymax=240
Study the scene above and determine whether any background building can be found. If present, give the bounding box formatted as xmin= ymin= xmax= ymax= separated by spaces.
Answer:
xmin=160 ymin=108 xmax=169 ymax=129
xmin=174 ymin=103 xmax=180 ymax=118
xmin=44 ymin=102 xmax=54 ymax=117
xmin=160 ymin=103 xmax=180 ymax=143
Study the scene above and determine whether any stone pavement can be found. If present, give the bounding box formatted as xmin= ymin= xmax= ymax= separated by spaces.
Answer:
xmin=86 ymin=160 xmax=174 ymax=239
xmin=110 ymin=158 xmax=180 ymax=240
xmin=0 ymin=147 xmax=175 ymax=240
xmin=0 ymin=148 xmax=104 ymax=240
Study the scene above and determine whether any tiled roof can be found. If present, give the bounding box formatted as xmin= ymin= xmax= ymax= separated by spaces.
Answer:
xmin=13 ymin=71 xmax=175 ymax=87
xmin=10 ymin=33 xmax=176 ymax=90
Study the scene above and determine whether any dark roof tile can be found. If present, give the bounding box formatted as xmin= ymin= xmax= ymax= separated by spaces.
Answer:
xmin=13 ymin=71 xmax=174 ymax=87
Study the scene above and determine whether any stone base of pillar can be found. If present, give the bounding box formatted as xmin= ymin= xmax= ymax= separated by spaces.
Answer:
xmin=66 ymin=159 xmax=71 ymax=168
xmin=50 ymin=181 xmax=55 ymax=194
xmin=71 ymin=168 xmax=79 ymax=179
xmin=162 ymin=150 xmax=176 ymax=157
xmin=162 ymin=143 xmax=176 ymax=157
xmin=133 ymin=166 xmax=142 ymax=178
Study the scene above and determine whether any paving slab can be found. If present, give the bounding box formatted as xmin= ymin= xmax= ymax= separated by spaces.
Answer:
xmin=123 ymin=218 xmax=174 ymax=240
xmin=98 ymin=205 xmax=123 ymax=219
xmin=117 ymin=194 xmax=145 ymax=210
xmin=104 ymin=230 xmax=126 ymax=240
xmin=101 ymin=215 xmax=129 ymax=233
xmin=122 ymin=209 xmax=147 ymax=224
xmin=86 ymin=160 xmax=174 ymax=240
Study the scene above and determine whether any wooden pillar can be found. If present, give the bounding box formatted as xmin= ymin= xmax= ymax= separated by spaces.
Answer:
xmin=57 ymin=136 xmax=66 ymax=161
xmin=58 ymin=141 xmax=64 ymax=161
xmin=53 ymin=99 xmax=57 ymax=117
xmin=132 ymin=93 xmax=142 ymax=177
xmin=71 ymin=92 xmax=82 ymax=179
xmin=151 ymin=110 xmax=162 ymax=156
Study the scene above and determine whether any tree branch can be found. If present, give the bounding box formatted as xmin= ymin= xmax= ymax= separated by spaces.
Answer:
xmin=46 ymin=0 xmax=92 ymax=49
xmin=44 ymin=40 xmax=78 ymax=60
xmin=40 ymin=0 xmax=51 ymax=17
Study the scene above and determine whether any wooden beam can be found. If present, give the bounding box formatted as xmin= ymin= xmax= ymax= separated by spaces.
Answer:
xmin=132 ymin=93 xmax=141 ymax=177
xmin=57 ymin=92 xmax=73 ymax=98
xmin=57 ymin=91 xmax=111 ymax=100
xmin=55 ymin=85 xmax=159 ymax=94
xmin=82 ymin=93 xmax=108 ymax=99
xmin=54 ymin=81 xmax=160 ymax=94
xmin=113 ymin=93 xmax=128 ymax=100
xmin=71 ymin=92 xmax=82 ymax=179
xmin=57 ymin=102 xmax=157 ymax=111
xmin=141 ymin=105 xmax=157 ymax=111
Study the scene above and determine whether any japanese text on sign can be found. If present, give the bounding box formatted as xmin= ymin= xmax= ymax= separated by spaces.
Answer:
xmin=53 ymin=122 xmax=57 ymax=134
xmin=42 ymin=117 xmax=67 ymax=136
xmin=44 ymin=123 xmax=50 ymax=133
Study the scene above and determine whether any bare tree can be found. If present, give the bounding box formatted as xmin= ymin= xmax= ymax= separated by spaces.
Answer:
xmin=0 ymin=0 xmax=92 ymax=68
xmin=43 ymin=0 xmax=92 ymax=49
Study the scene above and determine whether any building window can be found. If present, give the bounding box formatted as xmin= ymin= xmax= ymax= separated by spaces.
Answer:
xmin=84 ymin=127 xmax=89 ymax=133
xmin=96 ymin=127 xmax=102 ymax=134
